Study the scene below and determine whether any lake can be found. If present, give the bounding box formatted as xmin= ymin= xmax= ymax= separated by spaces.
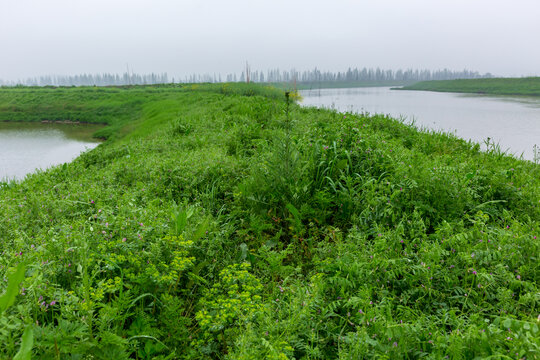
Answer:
xmin=300 ymin=87 xmax=540 ymax=161
xmin=0 ymin=122 xmax=102 ymax=181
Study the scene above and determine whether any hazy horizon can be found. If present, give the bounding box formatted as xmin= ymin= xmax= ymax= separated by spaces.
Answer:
xmin=1 ymin=0 xmax=539 ymax=82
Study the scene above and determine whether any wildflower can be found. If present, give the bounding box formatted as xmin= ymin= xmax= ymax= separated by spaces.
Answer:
xmin=50 ymin=300 xmax=56 ymax=306
xmin=472 ymin=270 xmax=477 ymax=275
xmin=516 ymin=275 xmax=521 ymax=280
xmin=392 ymin=342 xmax=398 ymax=347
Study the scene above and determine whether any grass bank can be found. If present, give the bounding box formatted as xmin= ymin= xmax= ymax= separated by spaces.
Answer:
xmin=398 ymin=77 xmax=540 ymax=97
xmin=0 ymin=83 xmax=538 ymax=359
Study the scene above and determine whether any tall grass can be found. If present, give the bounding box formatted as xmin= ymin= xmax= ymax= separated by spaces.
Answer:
xmin=0 ymin=83 xmax=538 ymax=359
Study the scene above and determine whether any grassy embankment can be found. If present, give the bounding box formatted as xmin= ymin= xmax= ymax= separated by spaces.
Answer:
xmin=0 ymin=83 xmax=539 ymax=359
xmin=399 ymin=77 xmax=540 ymax=97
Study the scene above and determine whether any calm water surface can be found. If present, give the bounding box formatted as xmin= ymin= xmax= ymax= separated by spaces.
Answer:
xmin=300 ymin=87 xmax=540 ymax=161
xmin=0 ymin=122 xmax=101 ymax=181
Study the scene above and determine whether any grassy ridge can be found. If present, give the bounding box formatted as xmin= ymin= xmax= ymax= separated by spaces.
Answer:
xmin=399 ymin=77 xmax=540 ymax=97
xmin=0 ymin=83 xmax=283 ymax=139
xmin=0 ymin=84 xmax=538 ymax=359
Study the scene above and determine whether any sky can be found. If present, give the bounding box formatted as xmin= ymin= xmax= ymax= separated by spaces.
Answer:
xmin=1 ymin=0 xmax=539 ymax=81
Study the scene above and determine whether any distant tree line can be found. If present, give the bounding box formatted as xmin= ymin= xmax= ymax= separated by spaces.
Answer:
xmin=0 ymin=67 xmax=491 ymax=87
xmin=0 ymin=72 xmax=169 ymax=87
xmin=236 ymin=67 xmax=491 ymax=84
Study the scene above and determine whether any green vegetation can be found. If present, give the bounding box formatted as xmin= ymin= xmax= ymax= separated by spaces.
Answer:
xmin=0 ymin=83 xmax=538 ymax=359
xmin=399 ymin=77 xmax=540 ymax=97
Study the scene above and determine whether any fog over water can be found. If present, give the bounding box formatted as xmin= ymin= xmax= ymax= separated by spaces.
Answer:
xmin=1 ymin=0 xmax=539 ymax=80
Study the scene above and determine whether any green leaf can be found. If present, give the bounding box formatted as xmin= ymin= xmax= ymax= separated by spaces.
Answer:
xmin=336 ymin=159 xmax=348 ymax=171
xmin=13 ymin=326 xmax=33 ymax=360
xmin=0 ymin=263 xmax=26 ymax=314
xmin=187 ymin=260 xmax=209 ymax=289
xmin=286 ymin=203 xmax=302 ymax=230
xmin=239 ymin=243 xmax=248 ymax=261
xmin=192 ymin=217 xmax=209 ymax=242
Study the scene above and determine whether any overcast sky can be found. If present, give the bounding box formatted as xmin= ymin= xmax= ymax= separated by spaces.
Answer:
xmin=1 ymin=0 xmax=539 ymax=81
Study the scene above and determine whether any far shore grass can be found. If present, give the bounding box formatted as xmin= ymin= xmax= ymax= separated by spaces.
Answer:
xmin=397 ymin=77 xmax=540 ymax=96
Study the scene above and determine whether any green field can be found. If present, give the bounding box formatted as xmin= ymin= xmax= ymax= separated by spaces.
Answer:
xmin=0 ymin=84 xmax=538 ymax=359
xmin=398 ymin=77 xmax=540 ymax=97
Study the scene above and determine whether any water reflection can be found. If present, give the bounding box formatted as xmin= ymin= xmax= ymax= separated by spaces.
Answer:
xmin=0 ymin=122 xmax=102 ymax=181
